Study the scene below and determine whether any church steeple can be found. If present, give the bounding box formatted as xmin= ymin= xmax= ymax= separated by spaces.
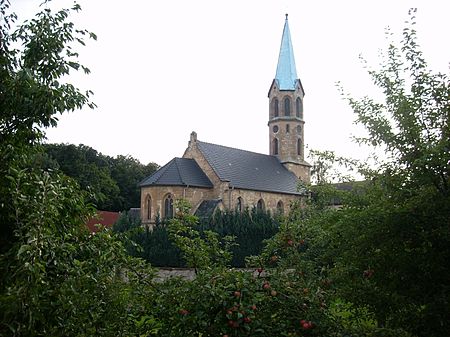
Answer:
xmin=275 ymin=14 xmax=298 ymax=91
xmin=268 ymin=14 xmax=310 ymax=183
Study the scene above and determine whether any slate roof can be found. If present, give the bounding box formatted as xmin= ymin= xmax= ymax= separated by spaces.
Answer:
xmin=197 ymin=141 xmax=302 ymax=195
xmin=275 ymin=14 xmax=298 ymax=91
xmin=194 ymin=199 xmax=222 ymax=219
xmin=139 ymin=157 xmax=213 ymax=188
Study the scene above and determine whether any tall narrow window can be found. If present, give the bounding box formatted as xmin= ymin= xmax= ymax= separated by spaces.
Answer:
xmin=284 ymin=97 xmax=291 ymax=116
xmin=272 ymin=138 xmax=279 ymax=155
xmin=236 ymin=197 xmax=243 ymax=212
xmin=273 ymin=98 xmax=279 ymax=117
xmin=286 ymin=124 xmax=290 ymax=133
xmin=277 ymin=200 xmax=284 ymax=214
xmin=296 ymin=97 xmax=303 ymax=118
xmin=164 ymin=194 xmax=174 ymax=219
xmin=146 ymin=195 xmax=152 ymax=220
xmin=257 ymin=199 xmax=265 ymax=212
xmin=297 ymin=138 xmax=302 ymax=156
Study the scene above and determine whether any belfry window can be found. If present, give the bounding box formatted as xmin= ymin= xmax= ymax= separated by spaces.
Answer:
xmin=273 ymin=138 xmax=279 ymax=155
xmin=296 ymin=97 xmax=303 ymax=118
xmin=164 ymin=194 xmax=174 ymax=219
xmin=284 ymin=97 xmax=291 ymax=116
xmin=297 ymin=138 xmax=302 ymax=156
xmin=273 ymin=98 xmax=279 ymax=117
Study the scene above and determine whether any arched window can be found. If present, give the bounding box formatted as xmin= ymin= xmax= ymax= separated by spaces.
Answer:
xmin=256 ymin=199 xmax=265 ymax=212
xmin=284 ymin=97 xmax=291 ymax=116
xmin=276 ymin=200 xmax=284 ymax=214
xmin=286 ymin=124 xmax=290 ymax=133
xmin=146 ymin=195 xmax=152 ymax=220
xmin=164 ymin=194 xmax=174 ymax=219
xmin=297 ymin=138 xmax=302 ymax=156
xmin=273 ymin=98 xmax=279 ymax=117
xmin=296 ymin=97 xmax=303 ymax=118
xmin=272 ymin=138 xmax=279 ymax=155
xmin=236 ymin=197 xmax=243 ymax=212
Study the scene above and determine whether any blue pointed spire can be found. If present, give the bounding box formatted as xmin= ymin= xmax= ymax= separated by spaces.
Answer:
xmin=275 ymin=14 xmax=298 ymax=90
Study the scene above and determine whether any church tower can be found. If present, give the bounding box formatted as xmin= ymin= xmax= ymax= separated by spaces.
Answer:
xmin=268 ymin=14 xmax=310 ymax=183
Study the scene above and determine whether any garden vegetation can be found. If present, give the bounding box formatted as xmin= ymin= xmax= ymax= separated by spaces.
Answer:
xmin=1 ymin=2 xmax=448 ymax=336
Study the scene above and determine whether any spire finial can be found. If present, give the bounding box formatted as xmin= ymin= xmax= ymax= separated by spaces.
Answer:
xmin=285 ymin=13 xmax=288 ymax=20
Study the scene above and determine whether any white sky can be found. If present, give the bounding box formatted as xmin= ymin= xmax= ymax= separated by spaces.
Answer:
xmin=12 ymin=0 xmax=450 ymax=167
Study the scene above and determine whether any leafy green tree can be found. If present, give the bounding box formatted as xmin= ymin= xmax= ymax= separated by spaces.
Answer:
xmin=41 ymin=143 xmax=158 ymax=211
xmin=42 ymin=143 xmax=121 ymax=210
xmin=109 ymin=154 xmax=158 ymax=210
xmin=303 ymin=9 xmax=449 ymax=337
xmin=0 ymin=2 xmax=158 ymax=336
xmin=0 ymin=0 xmax=96 ymax=253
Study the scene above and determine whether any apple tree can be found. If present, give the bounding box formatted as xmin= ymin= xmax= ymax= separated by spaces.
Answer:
xmin=302 ymin=9 xmax=449 ymax=337
xmin=0 ymin=2 xmax=158 ymax=336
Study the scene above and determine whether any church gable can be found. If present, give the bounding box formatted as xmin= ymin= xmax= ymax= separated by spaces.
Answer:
xmin=196 ymin=140 xmax=302 ymax=195
xmin=183 ymin=131 xmax=224 ymax=189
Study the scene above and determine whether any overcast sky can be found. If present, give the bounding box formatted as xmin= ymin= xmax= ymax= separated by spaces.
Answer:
xmin=13 ymin=0 xmax=450 ymax=166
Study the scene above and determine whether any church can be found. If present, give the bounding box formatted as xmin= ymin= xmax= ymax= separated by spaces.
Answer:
xmin=139 ymin=15 xmax=311 ymax=224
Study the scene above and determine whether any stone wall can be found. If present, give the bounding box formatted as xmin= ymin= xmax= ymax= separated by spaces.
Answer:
xmin=140 ymin=185 xmax=215 ymax=225
xmin=226 ymin=188 xmax=301 ymax=215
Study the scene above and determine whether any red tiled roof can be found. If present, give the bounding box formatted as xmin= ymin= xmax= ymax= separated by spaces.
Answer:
xmin=86 ymin=211 xmax=120 ymax=232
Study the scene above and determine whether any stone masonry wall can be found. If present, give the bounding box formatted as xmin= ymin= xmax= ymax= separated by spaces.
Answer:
xmin=140 ymin=185 xmax=215 ymax=225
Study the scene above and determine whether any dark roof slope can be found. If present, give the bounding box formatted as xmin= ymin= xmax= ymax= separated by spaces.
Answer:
xmin=197 ymin=141 xmax=301 ymax=195
xmin=194 ymin=199 xmax=222 ymax=219
xmin=140 ymin=157 xmax=213 ymax=188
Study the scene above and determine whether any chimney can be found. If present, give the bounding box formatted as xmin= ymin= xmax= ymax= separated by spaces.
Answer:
xmin=189 ymin=131 xmax=197 ymax=147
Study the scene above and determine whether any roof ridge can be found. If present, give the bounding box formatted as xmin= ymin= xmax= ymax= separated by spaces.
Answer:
xmin=197 ymin=140 xmax=274 ymax=158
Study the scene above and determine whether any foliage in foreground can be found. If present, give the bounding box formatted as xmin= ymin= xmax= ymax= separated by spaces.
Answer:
xmin=113 ymin=207 xmax=279 ymax=267
xmin=1 ymin=2 xmax=447 ymax=336
xmin=304 ymin=8 xmax=450 ymax=337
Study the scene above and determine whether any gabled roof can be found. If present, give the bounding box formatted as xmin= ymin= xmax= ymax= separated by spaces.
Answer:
xmin=197 ymin=141 xmax=302 ymax=195
xmin=275 ymin=14 xmax=298 ymax=91
xmin=140 ymin=157 xmax=213 ymax=188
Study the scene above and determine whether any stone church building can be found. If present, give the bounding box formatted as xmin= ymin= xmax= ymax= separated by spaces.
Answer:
xmin=140 ymin=15 xmax=311 ymax=224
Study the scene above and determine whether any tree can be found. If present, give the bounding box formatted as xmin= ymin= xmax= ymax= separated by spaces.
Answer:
xmin=41 ymin=143 xmax=159 ymax=211
xmin=0 ymin=2 xmax=157 ymax=336
xmin=0 ymin=0 xmax=96 ymax=253
xmin=109 ymin=154 xmax=158 ymax=211
xmin=305 ymin=9 xmax=449 ymax=337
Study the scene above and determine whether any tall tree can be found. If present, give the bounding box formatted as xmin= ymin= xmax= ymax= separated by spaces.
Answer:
xmin=41 ymin=143 xmax=159 ymax=211
xmin=0 ymin=0 xmax=96 ymax=252
xmin=0 ymin=2 xmax=156 ymax=336
xmin=306 ymin=9 xmax=449 ymax=337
